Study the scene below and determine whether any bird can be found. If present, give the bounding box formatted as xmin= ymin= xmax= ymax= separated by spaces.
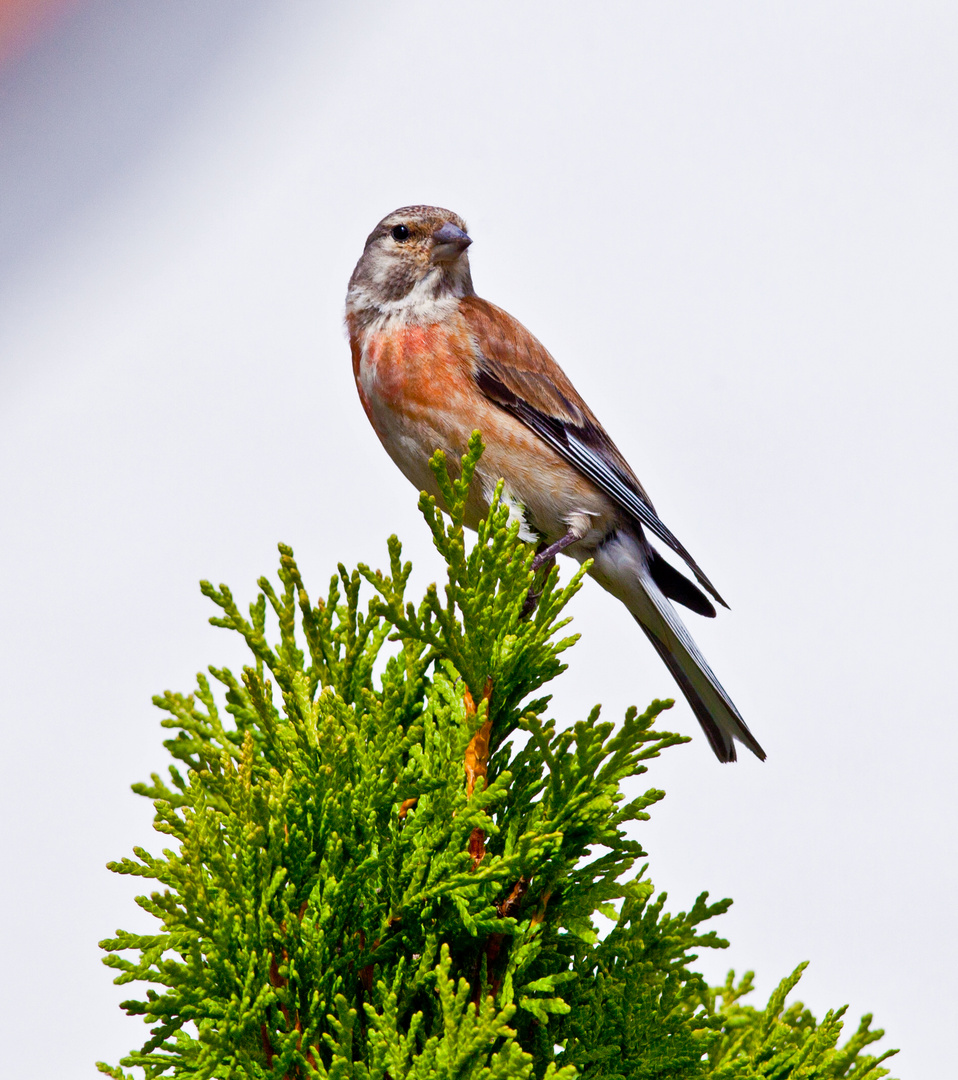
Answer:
xmin=345 ymin=205 xmax=765 ymax=763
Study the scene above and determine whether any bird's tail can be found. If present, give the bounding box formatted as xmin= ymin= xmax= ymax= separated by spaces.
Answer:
xmin=588 ymin=530 xmax=765 ymax=763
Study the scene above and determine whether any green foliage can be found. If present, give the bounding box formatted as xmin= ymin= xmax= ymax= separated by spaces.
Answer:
xmin=99 ymin=433 xmax=898 ymax=1079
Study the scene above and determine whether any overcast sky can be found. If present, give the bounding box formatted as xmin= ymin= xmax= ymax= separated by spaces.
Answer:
xmin=1 ymin=3 xmax=955 ymax=1076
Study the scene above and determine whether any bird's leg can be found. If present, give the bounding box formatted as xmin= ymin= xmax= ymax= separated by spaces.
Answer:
xmin=531 ymin=528 xmax=580 ymax=570
xmin=522 ymin=528 xmax=580 ymax=617
xmin=464 ymin=678 xmax=494 ymax=868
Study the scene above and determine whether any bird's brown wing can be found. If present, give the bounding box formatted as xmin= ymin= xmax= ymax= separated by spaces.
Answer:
xmin=460 ymin=295 xmax=727 ymax=609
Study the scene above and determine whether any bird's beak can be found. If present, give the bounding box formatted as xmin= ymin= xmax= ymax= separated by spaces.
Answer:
xmin=431 ymin=222 xmax=472 ymax=262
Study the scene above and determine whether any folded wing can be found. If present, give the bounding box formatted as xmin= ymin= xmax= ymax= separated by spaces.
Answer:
xmin=461 ymin=295 xmax=728 ymax=609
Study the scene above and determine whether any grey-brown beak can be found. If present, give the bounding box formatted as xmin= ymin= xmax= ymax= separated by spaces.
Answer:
xmin=431 ymin=222 xmax=472 ymax=261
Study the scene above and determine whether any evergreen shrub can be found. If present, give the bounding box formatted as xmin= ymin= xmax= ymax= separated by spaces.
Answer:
xmin=99 ymin=435 xmax=898 ymax=1079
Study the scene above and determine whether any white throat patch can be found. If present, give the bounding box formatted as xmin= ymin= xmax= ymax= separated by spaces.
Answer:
xmin=347 ymin=272 xmax=461 ymax=332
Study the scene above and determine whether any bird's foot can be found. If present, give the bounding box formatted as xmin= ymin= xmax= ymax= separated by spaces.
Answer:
xmin=531 ymin=528 xmax=578 ymax=570
xmin=523 ymin=528 xmax=579 ymax=617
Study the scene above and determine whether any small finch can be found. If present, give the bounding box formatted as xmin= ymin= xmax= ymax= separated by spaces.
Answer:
xmin=345 ymin=206 xmax=765 ymax=763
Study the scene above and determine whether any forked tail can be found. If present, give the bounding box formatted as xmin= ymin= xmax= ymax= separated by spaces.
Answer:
xmin=589 ymin=531 xmax=766 ymax=763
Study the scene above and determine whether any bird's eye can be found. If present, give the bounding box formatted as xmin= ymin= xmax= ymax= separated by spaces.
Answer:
xmin=391 ymin=224 xmax=409 ymax=241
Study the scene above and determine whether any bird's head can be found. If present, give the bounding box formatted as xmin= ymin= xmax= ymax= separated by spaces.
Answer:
xmin=346 ymin=206 xmax=474 ymax=326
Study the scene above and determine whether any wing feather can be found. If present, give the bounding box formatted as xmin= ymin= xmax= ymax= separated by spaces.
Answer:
xmin=461 ymin=295 xmax=728 ymax=608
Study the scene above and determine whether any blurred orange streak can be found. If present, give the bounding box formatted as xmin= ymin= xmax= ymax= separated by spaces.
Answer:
xmin=0 ymin=0 xmax=82 ymax=67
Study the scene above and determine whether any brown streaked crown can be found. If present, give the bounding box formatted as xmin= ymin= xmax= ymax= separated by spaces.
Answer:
xmin=361 ymin=205 xmax=468 ymax=252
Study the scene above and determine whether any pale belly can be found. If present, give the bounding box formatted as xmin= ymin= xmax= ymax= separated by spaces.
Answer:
xmin=355 ymin=328 xmax=619 ymax=555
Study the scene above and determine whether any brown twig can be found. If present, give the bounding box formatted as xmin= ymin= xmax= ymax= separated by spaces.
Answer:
xmin=463 ymin=678 xmax=494 ymax=867
xmin=498 ymin=876 xmax=531 ymax=920
xmin=263 ymin=901 xmax=315 ymax=1077
xmin=260 ymin=1022 xmax=274 ymax=1070
xmin=470 ymin=875 xmax=535 ymax=1006
xmin=530 ymin=887 xmax=552 ymax=928
xmin=463 ymin=681 xmax=493 ymax=798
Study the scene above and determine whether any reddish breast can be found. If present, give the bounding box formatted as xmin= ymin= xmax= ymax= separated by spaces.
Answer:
xmin=353 ymin=322 xmax=472 ymax=416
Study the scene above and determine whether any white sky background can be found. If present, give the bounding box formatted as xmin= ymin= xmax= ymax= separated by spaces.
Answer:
xmin=1 ymin=1 xmax=955 ymax=1075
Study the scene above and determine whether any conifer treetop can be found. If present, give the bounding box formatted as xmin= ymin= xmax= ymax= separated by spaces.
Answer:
xmin=99 ymin=434 xmax=898 ymax=1080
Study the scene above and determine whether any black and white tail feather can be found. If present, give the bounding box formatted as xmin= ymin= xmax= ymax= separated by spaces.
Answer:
xmin=588 ymin=530 xmax=766 ymax=763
